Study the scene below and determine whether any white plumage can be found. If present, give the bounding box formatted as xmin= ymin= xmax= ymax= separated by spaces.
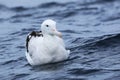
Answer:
xmin=25 ymin=19 xmax=70 ymax=66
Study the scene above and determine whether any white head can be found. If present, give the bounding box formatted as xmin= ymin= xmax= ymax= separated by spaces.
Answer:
xmin=41 ymin=19 xmax=62 ymax=37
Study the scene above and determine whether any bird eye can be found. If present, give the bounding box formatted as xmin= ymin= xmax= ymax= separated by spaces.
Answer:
xmin=46 ymin=25 xmax=49 ymax=27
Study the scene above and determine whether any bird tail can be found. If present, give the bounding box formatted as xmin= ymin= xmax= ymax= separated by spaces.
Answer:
xmin=67 ymin=50 xmax=70 ymax=55
xmin=25 ymin=52 xmax=34 ymax=65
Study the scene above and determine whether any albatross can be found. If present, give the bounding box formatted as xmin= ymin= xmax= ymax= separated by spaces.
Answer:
xmin=25 ymin=19 xmax=70 ymax=66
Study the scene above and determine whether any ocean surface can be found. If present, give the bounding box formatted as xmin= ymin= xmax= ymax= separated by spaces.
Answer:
xmin=0 ymin=0 xmax=120 ymax=80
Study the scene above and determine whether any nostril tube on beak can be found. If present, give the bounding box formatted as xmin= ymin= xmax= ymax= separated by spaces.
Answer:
xmin=52 ymin=28 xmax=62 ymax=38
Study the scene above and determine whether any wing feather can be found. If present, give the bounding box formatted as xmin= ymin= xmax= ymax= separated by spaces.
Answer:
xmin=26 ymin=31 xmax=43 ymax=52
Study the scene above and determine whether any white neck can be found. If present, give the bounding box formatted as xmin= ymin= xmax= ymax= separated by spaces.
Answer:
xmin=43 ymin=33 xmax=55 ymax=38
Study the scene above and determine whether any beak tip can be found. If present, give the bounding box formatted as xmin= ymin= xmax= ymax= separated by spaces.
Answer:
xmin=58 ymin=32 xmax=62 ymax=38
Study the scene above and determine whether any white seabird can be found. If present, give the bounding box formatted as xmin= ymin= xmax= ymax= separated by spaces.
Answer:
xmin=25 ymin=19 xmax=70 ymax=66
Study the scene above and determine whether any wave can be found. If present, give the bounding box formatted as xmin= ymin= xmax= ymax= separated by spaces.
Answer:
xmin=87 ymin=33 xmax=120 ymax=48
xmin=69 ymin=33 xmax=120 ymax=51
xmin=68 ymin=68 xmax=101 ymax=75
xmin=38 ymin=2 xmax=66 ymax=8
xmin=11 ymin=6 xmax=29 ymax=12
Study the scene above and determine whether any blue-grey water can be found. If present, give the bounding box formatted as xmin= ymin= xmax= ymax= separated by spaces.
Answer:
xmin=0 ymin=0 xmax=120 ymax=80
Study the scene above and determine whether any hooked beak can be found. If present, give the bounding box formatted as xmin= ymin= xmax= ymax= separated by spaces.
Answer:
xmin=52 ymin=28 xmax=62 ymax=38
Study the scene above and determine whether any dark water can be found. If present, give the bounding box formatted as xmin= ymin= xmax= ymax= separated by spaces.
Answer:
xmin=0 ymin=0 xmax=120 ymax=80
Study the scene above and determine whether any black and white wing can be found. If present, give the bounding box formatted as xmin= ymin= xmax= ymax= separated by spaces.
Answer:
xmin=26 ymin=31 xmax=43 ymax=52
